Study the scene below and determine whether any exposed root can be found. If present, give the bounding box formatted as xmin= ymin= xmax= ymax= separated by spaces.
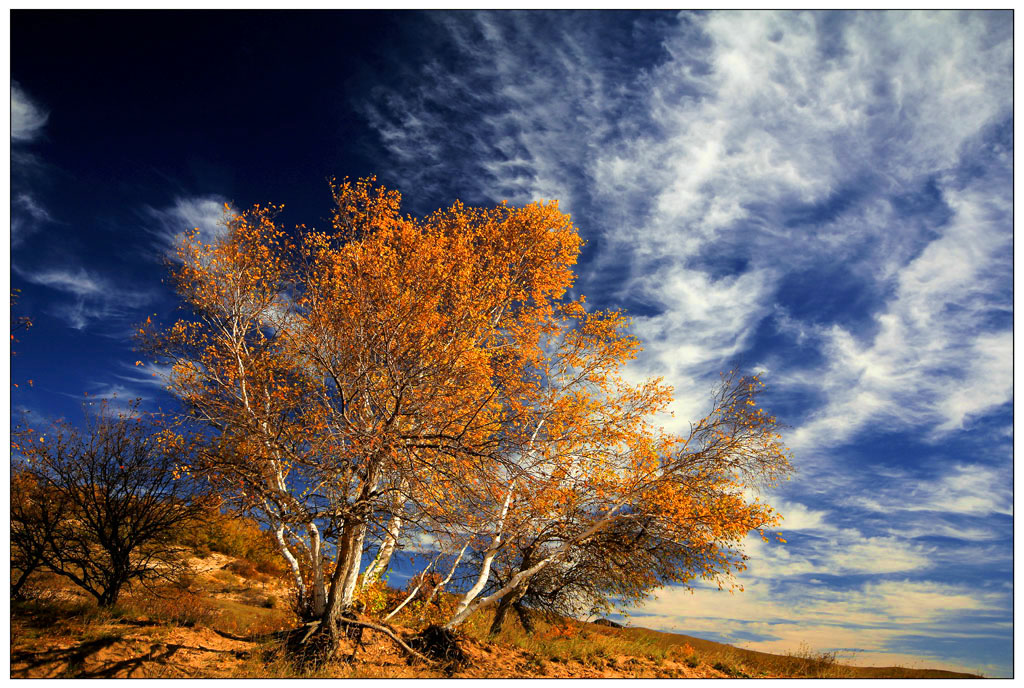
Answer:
xmin=278 ymin=619 xmax=349 ymax=670
xmin=337 ymin=616 xmax=437 ymax=667
xmin=280 ymin=616 xmax=438 ymax=670
xmin=409 ymin=624 xmax=469 ymax=674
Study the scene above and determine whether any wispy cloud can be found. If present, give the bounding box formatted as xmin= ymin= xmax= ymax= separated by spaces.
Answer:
xmin=14 ymin=265 xmax=153 ymax=331
xmin=788 ymin=184 xmax=1012 ymax=452
xmin=846 ymin=463 xmax=1012 ymax=518
xmin=114 ymin=360 xmax=174 ymax=391
xmin=26 ymin=268 xmax=104 ymax=297
xmin=635 ymin=576 xmax=1007 ymax=675
xmin=11 ymin=81 xmax=49 ymax=142
xmin=145 ymin=195 xmax=232 ymax=258
xmin=11 ymin=82 xmax=53 ymax=246
xmin=359 ymin=10 xmax=1011 ymax=675
xmin=362 ymin=11 xmax=1011 ymax=439
xmin=744 ymin=528 xmax=931 ymax=579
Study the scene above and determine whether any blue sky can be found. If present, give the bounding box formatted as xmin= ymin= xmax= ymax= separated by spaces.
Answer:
xmin=9 ymin=10 xmax=1013 ymax=677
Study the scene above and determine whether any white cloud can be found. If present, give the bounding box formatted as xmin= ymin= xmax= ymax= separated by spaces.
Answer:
xmin=364 ymin=12 xmax=1010 ymax=442
xmin=634 ymin=576 xmax=1005 ymax=675
xmin=13 ymin=192 xmax=52 ymax=224
xmin=768 ymin=497 xmax=829 ymax=532
xmin=788 ymin=186 xmax=1011 ymax=451
xmin=600 ymin=12 xmax=1010 ymax=424
xmin=146 ymin=195 xmax=232 ymax=258
xmin=847 ymin=463 xmax=1012 ymax=518
xmin=744 ymin=529 xmax=929 ymax=579
xmin=15 ymin=265 xmax=153 ymax=331
xmin=27 ymin=268 xmax=104 ymax=297
xmin=11 ymin=84 xmax=53 ymax=245
xmin=359 ymin=14 xmax=1011 ymax=674
xmin=11 ymin=82 xmax=48 ymax=142
xmin=81 ymin=383 xmax=145 ymax=404
xmin=826 ymin=536 xmax=930 ymax=576
xmin=115 ymin=360 xmax=175 ymax=390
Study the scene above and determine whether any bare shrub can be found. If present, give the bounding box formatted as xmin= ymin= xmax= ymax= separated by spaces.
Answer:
xmin=134 ymin=587 xmax=221 ymax=628
xmin=12 ymin=400 xmax=204 ymax=607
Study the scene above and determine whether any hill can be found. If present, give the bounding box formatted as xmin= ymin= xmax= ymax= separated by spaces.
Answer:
xmin=10 ymin=551 xmax=981 ymax=679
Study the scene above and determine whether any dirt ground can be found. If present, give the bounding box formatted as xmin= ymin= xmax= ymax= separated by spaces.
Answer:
xmin=11 ymin=551 xmax=973 ymax=679
xmin=10 ymin=603 xmax=721 ymax=679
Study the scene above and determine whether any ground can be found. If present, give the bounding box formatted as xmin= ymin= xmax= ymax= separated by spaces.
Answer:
xmin=10 ymin=552 xmax=982 ymax=679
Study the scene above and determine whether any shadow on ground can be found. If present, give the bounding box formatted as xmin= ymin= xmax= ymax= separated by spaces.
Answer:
xmin=11 ymin=634 xmax=249 ymax=678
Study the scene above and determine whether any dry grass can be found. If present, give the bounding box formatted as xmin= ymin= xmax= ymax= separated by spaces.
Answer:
xmin=127 ymin=587 xmax=222 ymax=628
xmin=209 ymin=597 xmax=294 ymax=637
xmin=688 ymin=642 xmax=858 ymax=678
xmin=11 ymin=565 xmax=982 ymax=679
xmin=467 ymin=615 xmax=667 ymax=669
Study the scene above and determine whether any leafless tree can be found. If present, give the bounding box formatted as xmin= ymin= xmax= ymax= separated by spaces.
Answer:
xmin=12 ymin=401 xmax=204 ymax=606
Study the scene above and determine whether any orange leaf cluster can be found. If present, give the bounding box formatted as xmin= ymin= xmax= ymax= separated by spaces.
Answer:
xmin=139 ymin=177 xmax=792 ymax=624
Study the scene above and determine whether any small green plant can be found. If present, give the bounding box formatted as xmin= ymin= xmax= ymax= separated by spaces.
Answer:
xmin=357 ymin=577 xmax=392 ymax=618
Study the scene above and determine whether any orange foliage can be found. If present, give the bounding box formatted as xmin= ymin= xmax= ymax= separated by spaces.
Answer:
xmin=141 ymin=177 xmax=791 ymax=629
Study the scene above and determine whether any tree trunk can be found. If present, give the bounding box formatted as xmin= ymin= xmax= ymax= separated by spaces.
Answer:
xmin=318 ymin=517 xmax=367 ymax=632
xmin=489 ymin=594 xmax=514 ymax=636
xmin=274 ymin=523 xmax=309 ymax=615
xmin=489 ymin=586 xmax=528 ymax=636
xmin=308 ymin=523 xmax=327 ymax=617
xmin=445 ymin=503 xmax=626 ymax=629
xmin=363 ymin=479 xmax=407 ymax=590
xmin=10 ymin=563 xmax=38 ymax=600
xmin=362 ymin=512 xmax=401 ymax=589
xmin=338 ymin=522 xmax=367 ymax=611
xmin=453 ymin=480 xmax=516 ymax=618
xmin=514 ymin=600 xmax=534 ymax=634
xmin=98 ymin=584 xmax=121 ymax=607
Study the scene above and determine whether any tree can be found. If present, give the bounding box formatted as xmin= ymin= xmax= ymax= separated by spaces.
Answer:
xmin=142 ymin=178 xmax=583 ymax=658
xmin=143 ymin=177 xmax=791 ymax=662
xmin=10 ymin=470 xmax=67 ymax=600
xmin=477 ymin=374 xmax=788 ymax=635
xmin=440 ymin=356 xmax=789 ymax=631
xmin=484 ymin=517 xmax=686 ymax=635
xmin=11 ymin=401 xmax=203 ymax=607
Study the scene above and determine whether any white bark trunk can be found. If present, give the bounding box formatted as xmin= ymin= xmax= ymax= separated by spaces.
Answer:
xmin=273 ymin=523 xmax=307 ymax=605
xmin=424 ymin=541 xmax=469 ymax=606
xmin=444 ymin=504 xmax=626 ymax=629
xmin=339 ymin=522 xmax=367 ymax=609
xmin=452 ymin=480 xmax=516 ymax=618
xmin=383 ymin=582 xmax=423 ymax=622
xmin=362 ymin=512 xmax=402 ymax=589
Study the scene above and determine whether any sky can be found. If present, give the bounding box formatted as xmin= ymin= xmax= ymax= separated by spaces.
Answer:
xmin=8 ymin=10 xmax=1014 ymax=677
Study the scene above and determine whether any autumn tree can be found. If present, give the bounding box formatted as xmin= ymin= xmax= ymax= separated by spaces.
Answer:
xmin=438 ymin=307 xmax=789 ymax=630
xmin=484 ymin=517 xmax=694 ymax=635
xmin=11 ymin=401 xmax=203 ymax=606
xmin=142 ymin=178 xmax=583 ymax=658
xmin=143 ymin=177 xmax=790 ymax=663
xmin=475 ymin=373 xmax=788 ymax=635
